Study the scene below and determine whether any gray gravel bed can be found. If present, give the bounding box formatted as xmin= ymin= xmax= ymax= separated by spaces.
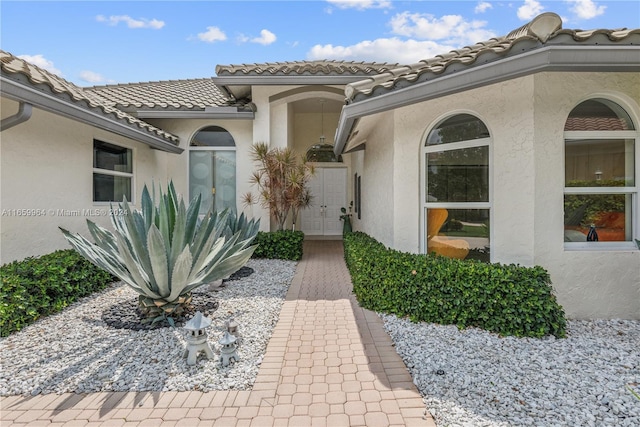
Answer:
xmin=382 ymin=314 xmax=640 ymax=427
xmin=0 ymin=259 xmax=296 ymax=396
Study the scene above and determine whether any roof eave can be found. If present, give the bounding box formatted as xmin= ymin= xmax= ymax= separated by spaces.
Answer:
xmin=136 ymin=107 xmax=255 ymax=120
xmin=1 ymin=76 xmax=183 ymax=154
xmin=335 ymin=45 xmax=640 ymax=155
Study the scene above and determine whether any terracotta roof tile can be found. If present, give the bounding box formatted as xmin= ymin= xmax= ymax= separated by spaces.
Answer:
xmin=0 ymin=50 xmax=179 ymax=144
xmin=345 ymin=13 xmax=640 ymax=103
xmin=564 ymin=117 xmax=631 ymax=131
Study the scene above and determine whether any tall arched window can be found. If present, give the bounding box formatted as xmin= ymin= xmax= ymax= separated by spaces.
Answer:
xmin=189 ymin=126 xmax=236 ymax=215
xmin=564 ymin=98 xmax=638 ymax=247
xmin=422 ymin=114 xmax=491 ymax=262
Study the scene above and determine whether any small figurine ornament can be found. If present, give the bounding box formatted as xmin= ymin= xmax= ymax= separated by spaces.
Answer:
xmin=226 ymin=318 xmax=239 ymax=334
xmin=219 ymin=331 xmax=239 ymax=367
xmin=587 ymin=224 xmax=599 ymax=242
xmin=183 ymin=312 xmax=215 ymax=366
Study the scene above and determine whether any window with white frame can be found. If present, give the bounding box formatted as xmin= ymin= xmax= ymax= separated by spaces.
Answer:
xmin=422 ymin=114 xmax=491 ymax=262
xmin=93 ymin=140 xmax=132 ymax=202
xmin=564 ymin=98 xmax=638 ymax=248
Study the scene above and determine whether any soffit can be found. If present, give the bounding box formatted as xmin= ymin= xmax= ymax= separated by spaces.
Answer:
xmin=0 ymin=50 xmax=179 ymax=145
xmin=345 ymin=13 xmax=640 ymax=103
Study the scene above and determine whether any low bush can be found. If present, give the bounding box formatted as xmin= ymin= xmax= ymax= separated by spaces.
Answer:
xmin=251 ymin=230 xmax=304 ymax=261
xmin=0 ymin=250 xmax=115 ymax=337
xmin=343 ymin=232 xmax=566 ymax=338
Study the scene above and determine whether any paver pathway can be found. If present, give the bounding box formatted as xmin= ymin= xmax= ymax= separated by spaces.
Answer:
xmin=1 ymin=240 xmax=435 ymax=426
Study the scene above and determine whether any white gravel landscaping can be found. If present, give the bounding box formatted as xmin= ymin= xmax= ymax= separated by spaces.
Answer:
xmin=383 ymin=314 xmax=640 ymax=427
xmin=3 ymin=255 xmax=639 ymax=427
xmin=0 ymin=259 xmax=296 ymax=396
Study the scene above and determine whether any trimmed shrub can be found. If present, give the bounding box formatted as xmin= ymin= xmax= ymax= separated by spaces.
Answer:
xmin=251 ymin=230 xmax=304 ymax=261
xmin=344 ymin=232 xmax=566 ymax=338
xmin=0 ymin=250 xmax=115 ymax=337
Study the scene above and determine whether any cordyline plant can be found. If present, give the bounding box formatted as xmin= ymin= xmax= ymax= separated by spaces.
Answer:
xmin=60 ymin=181 xmax=259 ymax=324
xmin=243 ymin=142 xmax=314 ymax=231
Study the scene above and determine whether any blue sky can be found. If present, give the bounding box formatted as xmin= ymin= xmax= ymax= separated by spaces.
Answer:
xmin=2 ymin=0 xmax=638 ymax=86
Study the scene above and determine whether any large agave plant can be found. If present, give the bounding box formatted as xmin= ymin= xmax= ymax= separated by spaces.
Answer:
xmin=60 ymin=181 xmax=259 ymax=323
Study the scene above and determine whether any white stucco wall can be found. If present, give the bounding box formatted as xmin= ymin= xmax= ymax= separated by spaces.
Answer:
xmin=390 ymin=76 xmax=538 ymax=265
xmin=0 ymin=98 xmax=172 ymax=264
xmin=292 ymin=111 xmax=340 ymax=155
xmin=245 ymin=85 xmax=346 ymax=230
xmin=350 ymin=111 xmax=395 ymax=246
xmin=346 ymin=71 xmax=639 ymax=319
xmin=144 ymin=117 xmax=257 ymax=209
xmin=531 ymin=72 xmax=640 ymax=319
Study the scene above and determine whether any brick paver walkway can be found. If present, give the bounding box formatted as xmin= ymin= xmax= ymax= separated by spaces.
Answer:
xmin=1 ymin=240 xmax=434 ymax=426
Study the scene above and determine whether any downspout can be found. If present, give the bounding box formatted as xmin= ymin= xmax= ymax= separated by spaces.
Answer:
xmin=1 ymin=102 xmax=32 ymax=131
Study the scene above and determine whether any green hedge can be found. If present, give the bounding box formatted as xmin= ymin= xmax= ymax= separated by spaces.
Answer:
xmin=344 ymin=232 xmax=566 ymax=338
xmin=251 ymin=230 xmax=304 ymax=261
xmin=0 ymin=250 xmax=116 ymax=337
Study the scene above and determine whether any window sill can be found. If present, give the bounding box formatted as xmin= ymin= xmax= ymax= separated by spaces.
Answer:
xmin=564 ymin=242 xmax=639 ymax=252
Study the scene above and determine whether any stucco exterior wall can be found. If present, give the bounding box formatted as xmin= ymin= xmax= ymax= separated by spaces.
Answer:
xmin=348 ymin=71 xmax=639 ymax=319
xmin=531 ymin=72 xmax=640 ymax=319
xmin=390 ymin=76 xmax=538 ymax=265
xmin=351 ymin=111 xmax=395 ymax=247
xmin=248 ymin=85 xmax=345 ymax=230
xmin=292 ymin=111 xmax=340 ymax=155
xmin=144 ymin=117 xmax=259 ymax=219
xmin=0 ymin=98 xmax=171 ymax=263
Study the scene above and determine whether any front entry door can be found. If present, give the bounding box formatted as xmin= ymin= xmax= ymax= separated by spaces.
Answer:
xmin=189 ymin=150 xmax=236 ymax=215
xmin=301 ymin=167 xmax=347 ymax=236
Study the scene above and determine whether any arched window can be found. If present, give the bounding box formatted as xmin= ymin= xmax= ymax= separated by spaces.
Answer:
xmin=564 ymin=98 xmax=638 ymax=247
xmin=189 ymin=126 xmax=236 ymax=215
xmin=422 ymin=114 xmax=491 ymax=262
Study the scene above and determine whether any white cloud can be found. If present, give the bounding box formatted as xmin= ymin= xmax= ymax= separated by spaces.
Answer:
xmin=17 ymin=54 xmax=62 ymax=76
xmin=197 ymin=26 xmax=227 ymax=43
xmin=475 ymin=2 xmax=493 ymax=13
xmin=251 ymin=29 xmax=277 ymax=45
xmin=308 ymin=38 xmax=457 ymax=64
xmin=96 ymin=15 xmax=164 ymax=29
xmin=326 ymin=0 xmax=392 ymax=10
xmin=517 ymin=0 xmax=544 ymax=20
xmin=389 ymin=12 xmax=495 ymax=46
xmin=79 ymin=70 xmax=105 ymax=84
xmin=307 ymin=11 xmax=498 ymax=64
xmin=566 ymin=0 xmax=606 ymax=19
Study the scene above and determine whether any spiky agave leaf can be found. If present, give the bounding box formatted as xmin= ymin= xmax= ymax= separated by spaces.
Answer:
xmin=60 ymin=181 xmax=260 ymax=321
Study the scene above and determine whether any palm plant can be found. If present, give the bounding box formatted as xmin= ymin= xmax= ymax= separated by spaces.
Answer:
xmin=60 ymin=181 xmax=259 ymax=323
xmin=245 ymin=142 xmax=314 ymax=230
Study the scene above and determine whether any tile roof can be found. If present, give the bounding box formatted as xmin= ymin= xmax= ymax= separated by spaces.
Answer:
xmin=87 ymin=79 xmax=250 ymax=110
xmin=564 ymin=117 xmax=631 ymax=131
xmin=344 ymin=13 xmax=640 ymax=103
xmin=215 ymin=60 xmax=401 ymax=77
xmin=0 ymin=50 xmax=179 ymax=145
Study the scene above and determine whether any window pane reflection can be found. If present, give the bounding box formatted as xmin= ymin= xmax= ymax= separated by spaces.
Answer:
xmin=564 ymin=194 xmax=631 ymax=242
xmin=427 ymin=208 xmax=490 ymax=262
xmin=426 ymin=114 xmax=490 ymax=145
xmin=93 ymin=174 xmax=131 ymax=202
xmin=565 ymin=139 xmax=634 ymax=186
xmin=427 ymin=146 xmax=489 ymax=202
xmin=93 ymin=141 xmax=132 ymax=173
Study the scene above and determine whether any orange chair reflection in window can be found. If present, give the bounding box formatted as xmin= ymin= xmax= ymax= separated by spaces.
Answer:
xmin=427 ymin=208 xmax=470 ymax=259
